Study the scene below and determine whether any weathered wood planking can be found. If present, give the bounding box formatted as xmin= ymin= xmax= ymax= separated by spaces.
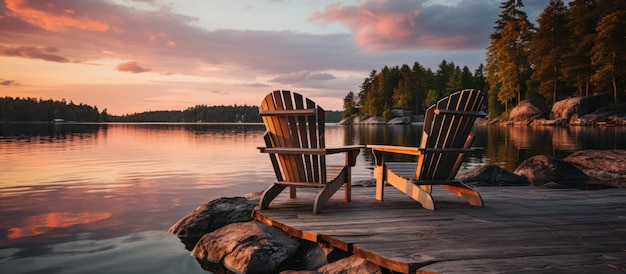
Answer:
xmin=254 ymin=186 xmax=626 ymax=273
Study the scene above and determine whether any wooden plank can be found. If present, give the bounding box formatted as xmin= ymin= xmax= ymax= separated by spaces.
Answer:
xmin=255 ymin=186 xmax=626 ymax=273
xmin=259 ymin=109 xmax=316 ymax=116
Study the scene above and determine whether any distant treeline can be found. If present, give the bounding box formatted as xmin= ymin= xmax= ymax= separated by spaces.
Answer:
xmin=0 ymin=97 xmax=104 ymax=122
xmin=0 ymin=97 xmax=343 ymax=123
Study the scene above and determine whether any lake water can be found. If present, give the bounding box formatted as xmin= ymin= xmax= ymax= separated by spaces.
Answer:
xmin=1 ymin=122 xmax=625 ymax=273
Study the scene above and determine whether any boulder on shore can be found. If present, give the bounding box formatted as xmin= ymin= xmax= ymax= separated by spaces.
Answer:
xmin=552 ymin=93 xmax=612 ymax=124
xmin=456 ymin=165 xmax=530 ymax=186
xmin=564 ymin=150 xmax=626 ymax=187
xmin=168 ymin=197 xmax=257 ymax=249
xmin=514 ymin=155 xmax=588 ymax=188
xmin=192 ymin=221 xmax=300 ymax=274
xmin=509 ymin=98 xmax=550 ymax=123
xmin=386 ymin=116 xmax=410 ymax=124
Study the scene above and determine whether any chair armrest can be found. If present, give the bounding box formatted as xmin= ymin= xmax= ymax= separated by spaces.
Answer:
xmin=367 ymin=145 xmax=481 ymax=155
xmin=327 ymin=145 xmax=363 ymax=166
xmin=258 ymin=147 xmax=326 ymax=155
xmin=258 ymin=145 xmax=364 ymax=155
xmin=324 ymin=145 xmax=365 ymax=155
xmin=367 ymin=145 xmax=423 ymax=156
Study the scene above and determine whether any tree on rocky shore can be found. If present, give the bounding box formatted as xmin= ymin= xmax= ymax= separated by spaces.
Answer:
xmin=528 ymin=0 xmax=569 ymax=106
xmin=591 ymin=8 xmax=626 ymax=105
xmin=486 ymin=0 xmax=535 ymax=113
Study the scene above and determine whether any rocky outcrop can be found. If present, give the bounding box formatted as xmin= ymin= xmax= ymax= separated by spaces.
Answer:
xmin=509 ymin=98 xmax=550 ymax=123
xmin=514 ymin=155 xmax=589 ymax=188
xmin=317 ymin=255 xmax=383 ymax=273
xmin=564 ymin=150 xmax=626 ymax=187
xmin=573 ymin=104 xmax=626 ymax=125
xmin=457 ymin=165 xmax=530 ymax=186
xmin=386 ymin=116 xmax=410 ymax=124
xmin=360 ymin=117 xmax=386 ymax=125
xmin=192 ymin=221 xmax=300 ymax=274
xmin=168 ymin=197 xmax=257 ymax=249
xmin=502 ymin=93 xmax=625 ymax=126
xmin=337 ymin=113 xmax=411 ymax=125
xmin=552 ymin=93 xmax=612 ymax=124
xmin=170 ymin=196 xmax=355 ymax=273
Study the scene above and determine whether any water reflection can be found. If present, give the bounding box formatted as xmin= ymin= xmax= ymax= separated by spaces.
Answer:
xmin=1 ymin=122 xmax=624 ymax=273
xmin=340 ymin=124 xmax=626 ymax=172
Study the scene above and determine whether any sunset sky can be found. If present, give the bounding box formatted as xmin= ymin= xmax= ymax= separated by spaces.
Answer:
xmin=1 ymin=0 xmax=557 ymax=115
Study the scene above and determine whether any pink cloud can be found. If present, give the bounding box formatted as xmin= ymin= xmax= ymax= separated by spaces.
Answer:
xmin=115 ymin=61 xmax=152 ymax=73
xmin=5 ymin=0 xmax=110 ymax=32
xmin=310 ymin=0 xmax=493 ymax=51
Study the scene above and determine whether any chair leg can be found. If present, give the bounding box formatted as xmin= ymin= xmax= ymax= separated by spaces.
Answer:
xmin=259 ymin=184 xmax=287 ymax=210
xmin=314 ymin=168 xmax=348 ymax=214
xmin=441 ymin=184 xmax=483 ymax=207
xmin=386 ymin=169 xmax=435 ymax=210
xmin=374 ymin=165 xmax=385 ymax=201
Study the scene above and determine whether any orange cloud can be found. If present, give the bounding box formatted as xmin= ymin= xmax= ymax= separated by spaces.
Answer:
xmin=5 ymin=0 xmax=109 ymax=32
xmin=115 ymin=61 xmax=152 ymax=73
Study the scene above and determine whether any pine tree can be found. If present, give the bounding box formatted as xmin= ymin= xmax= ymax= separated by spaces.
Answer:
xmin=591 ymin=9 xmax=626 ymax=104
xmin=342 ymin=91 xmax=358 ymax=118
xmin=486 ymin=0 xmax=535 ymax=110
xmin=358 ymin=70 xmax=376 ymax=115
xmin=528 ymin=0 xmax=570 ymax=105
xmin=392 ymin=64 xmax=416 ymax=113
xmin=563 ymin=0 xmax=599 ymax=97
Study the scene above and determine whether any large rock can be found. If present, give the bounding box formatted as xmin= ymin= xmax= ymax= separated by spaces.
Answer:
xmin=316 ymin=255 xmax=383 ymax=274
xmin=192 ymin=221 xmax=300 ymax=274
xmin=552 ymin=93 xmax=612 ymax=123
xmin=361 ymin=116 xmax=386 ymax=125
xmin=386 ymin=116 xmax=410 ymax=124
xmin=564 ymin=150 xmax=626 ymax=186
xmin=573 ymin=104 xmax=626 ymax=125
xmin=457 ymin=165 xmax=530 ymax=186
xmin=509 ymin=98 xmax=550 ymax=123
xmin=169 ymin=197 xmax=257 ymax=249
xmin=514 ymin=155 xmax=588 ymax=188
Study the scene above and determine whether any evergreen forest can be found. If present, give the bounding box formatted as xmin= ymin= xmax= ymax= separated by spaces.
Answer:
xmin=343 ymin=0 xmax=626 ymax=119
xmin=0 ymin=96 xmax=343 ymax=123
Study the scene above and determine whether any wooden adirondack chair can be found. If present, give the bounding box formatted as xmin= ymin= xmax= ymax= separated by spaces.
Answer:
xmin=258 ymin=90 xmax=362 ymax=214
xmin=367 ymin=89 xmax=486 ymax=210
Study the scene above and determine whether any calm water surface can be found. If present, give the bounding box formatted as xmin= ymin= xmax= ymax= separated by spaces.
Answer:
xmin=1 ymin=122 xmax=625 ymax=273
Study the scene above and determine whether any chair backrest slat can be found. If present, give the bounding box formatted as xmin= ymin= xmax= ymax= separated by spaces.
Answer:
xmin=260 ymin=90 xmax=326 ymax=184
xmin=415 ymin=89 xmax=485 ymax=180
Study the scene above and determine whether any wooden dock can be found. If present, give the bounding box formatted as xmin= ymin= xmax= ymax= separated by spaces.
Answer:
xmin=254 ymin=185 xmax=626 ymax=273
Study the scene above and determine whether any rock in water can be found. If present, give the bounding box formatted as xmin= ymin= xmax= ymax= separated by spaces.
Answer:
xmin=514 ymin=155 xmax=588 ymax=188
xmin=564 ymin=150 xmax=626 ymax=186
xmin=456 ymin=165 xmax=530 ymax=186
xmin=192 ymin=221 xmax=300 ymax=274
xmin=168 ymin=197 xmax=258 ymax=249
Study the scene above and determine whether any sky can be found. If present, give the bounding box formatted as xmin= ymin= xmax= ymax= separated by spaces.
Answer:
xmin=1 ymin=0 xmax=558 ymax=114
